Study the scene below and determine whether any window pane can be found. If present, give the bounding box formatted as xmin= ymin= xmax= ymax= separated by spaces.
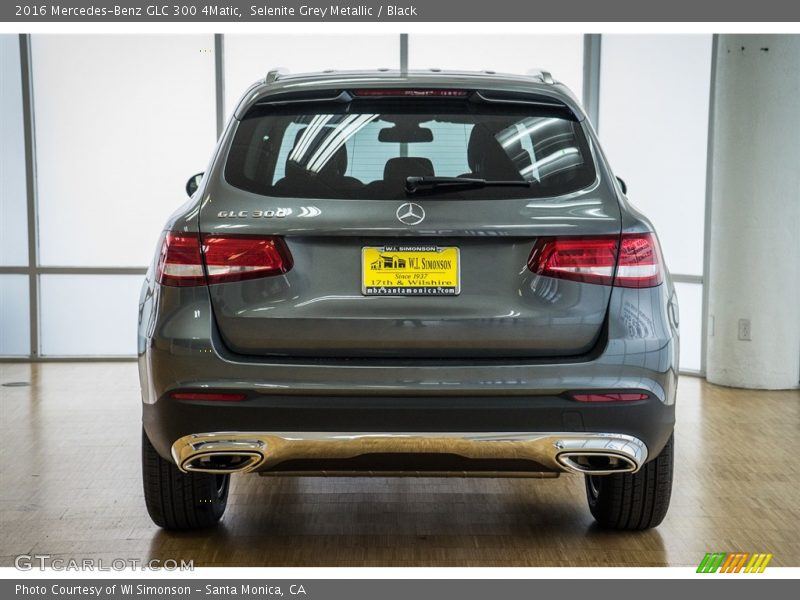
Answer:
xmin=223 ymin=35 xmax=400 ymax=118
xmin=32 ymin=35 xmax=217 ymax=267
xmin=227 ymin=108 xmax=594 ymax=200
xmin=0 ymin=35 xmax=28 ymax=266
xmin=39 ymin=274 xmax=143 ymax=356
xmin=599 ymin=35 xmax=712 ymax=276
xmin=674 ymin=282 xmax=703 ymax=372
xmin=0 ymin=275 xmax=30 ymax=356
xmin=408 ymin=35 xmax=584 ymax=102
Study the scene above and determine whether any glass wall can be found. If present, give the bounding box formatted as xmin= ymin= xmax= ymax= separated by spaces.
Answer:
xmin=39 ymin=275 xmax=144 ymax=356
xmin=0 ymin=34 xmax=28 ymax=266
xmin=32 ymin=35 xmax=217 ymax=268
xmin=408 ymin=35 xmax=584 ymax=101
xmin=0 ymin=34 xmax=710 ymax=371
xmin=0 ymin=35 xmax=30 ymax=357
xmin=0 ymin=275 xmax=30 ymax=356
xmin=598 ymin=35 xmax=712 ymax=371
xmin=25 ymin=35 xmax=215 ymax=356
xmin=223 ymin=35 xmax=400 ymax=118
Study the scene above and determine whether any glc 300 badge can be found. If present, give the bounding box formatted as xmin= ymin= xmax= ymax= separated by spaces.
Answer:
xmin=216 ymin=206 xmax=320 ymax=218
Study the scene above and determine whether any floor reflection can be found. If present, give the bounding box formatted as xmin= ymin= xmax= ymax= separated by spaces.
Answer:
xmin=0 ymin=363 xmax=797 ymax=567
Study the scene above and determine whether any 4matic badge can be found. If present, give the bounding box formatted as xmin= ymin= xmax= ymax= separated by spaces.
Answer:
xmin=216 ymin=207 xmax=321 ymax=218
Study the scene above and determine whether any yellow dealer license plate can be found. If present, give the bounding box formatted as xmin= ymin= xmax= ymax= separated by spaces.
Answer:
xmin=362 ymin=245 xmax=460 ymax=296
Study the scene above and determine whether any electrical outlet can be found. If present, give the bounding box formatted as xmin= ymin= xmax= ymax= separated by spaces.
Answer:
xmin=738 ymin=318 xmax=752 ymax=341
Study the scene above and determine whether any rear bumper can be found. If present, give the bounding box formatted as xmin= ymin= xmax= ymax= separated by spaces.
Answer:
xmin=171 ymin=431 xmax=648 ymax=476
xmin=138 ymin=283 xmax=678 ymax=472
xmin=143 ymin=390 xmax=674 ymax=474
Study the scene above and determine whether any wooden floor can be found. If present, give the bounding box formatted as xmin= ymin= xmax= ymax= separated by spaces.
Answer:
xmin=1 ymin=362 xmax=798 ymax=567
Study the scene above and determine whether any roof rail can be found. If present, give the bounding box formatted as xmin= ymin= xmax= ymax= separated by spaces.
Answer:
xmin=526 ymin=68 xmax=555 ymax=84
xmin=265 ymin=68 xmax=288 ymax=84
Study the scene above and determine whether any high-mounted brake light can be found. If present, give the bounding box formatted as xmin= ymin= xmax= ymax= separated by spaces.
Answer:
xmin=351 ymin=89 xmax=468 ymax=97
xmin=156 ymin=232 xmax=293 ymax=287
xmin=527 ymin=233 xmax=664 ymax=288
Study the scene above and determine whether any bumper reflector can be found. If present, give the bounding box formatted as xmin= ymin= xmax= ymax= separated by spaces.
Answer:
xmin=570 ymin=392 xmax=649 ymax=402
xmin=170 ymin=392 xmax=247 ymax=402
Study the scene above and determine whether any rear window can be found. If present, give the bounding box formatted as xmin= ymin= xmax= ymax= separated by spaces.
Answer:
xmin=225 ymin=98 xmax=596 ymax=200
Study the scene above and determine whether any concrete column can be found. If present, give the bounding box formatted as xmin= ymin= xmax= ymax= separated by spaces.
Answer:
xmin=706 ymin=34 xmax=800 ymax=389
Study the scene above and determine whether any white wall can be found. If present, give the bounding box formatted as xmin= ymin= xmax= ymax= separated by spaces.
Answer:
xmin=706 ymin=35 xmax=800 ymax=389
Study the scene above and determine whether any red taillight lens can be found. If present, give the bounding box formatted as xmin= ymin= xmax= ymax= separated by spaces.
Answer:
xmin=527 ymin=233 xmax=663 ymax=288
xmin=351 ymin=88 xmax=468 ymax=97
xmin=156 ymin=232 xmax=206 ymax=287
xmin=570 ymin=392 xmax=649 ymax=402
xmin=201 ymin=234 xmax=293 ymax=284
xmin=157 ymin=232 xmax=293 ymax=287
xmin=528 ymin=236 xmax=617 ymax=286
xmin=614 ymin=233 xmax=664 ymax=288
xmin=170 ymin=391 xmax=246 ymax=402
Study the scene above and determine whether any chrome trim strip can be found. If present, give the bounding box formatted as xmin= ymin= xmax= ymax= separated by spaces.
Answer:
xmin=257 ymin=470 xmax=561 ymax=479
xmin=171 ymin=432 xmax=648 ymax=476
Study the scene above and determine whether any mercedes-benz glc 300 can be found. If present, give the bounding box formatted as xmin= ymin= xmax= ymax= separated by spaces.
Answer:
xmin=139 ymin=69 xmax=678 ymax=530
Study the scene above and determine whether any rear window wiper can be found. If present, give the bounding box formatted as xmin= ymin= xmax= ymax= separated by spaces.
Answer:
xmin=405 ymin=176 xmax=533 ymax=194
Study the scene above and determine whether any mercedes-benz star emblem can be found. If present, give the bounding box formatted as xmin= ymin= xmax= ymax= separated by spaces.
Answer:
xmin=396 ymin=202 xmax=425 ymax=225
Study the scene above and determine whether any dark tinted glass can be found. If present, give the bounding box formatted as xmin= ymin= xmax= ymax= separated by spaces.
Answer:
xmin=225 ymin=101 xmax=596 ymax=199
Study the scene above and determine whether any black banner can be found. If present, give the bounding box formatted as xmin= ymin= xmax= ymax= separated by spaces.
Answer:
xmin=4 ymin=579 xmax=800 ymax=600
xmin=3 ymin=0 xmax=800 ymax=22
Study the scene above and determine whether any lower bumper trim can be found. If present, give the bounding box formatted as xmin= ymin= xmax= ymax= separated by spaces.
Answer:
xmin=171 ymin=431 xmax=648 ymax=476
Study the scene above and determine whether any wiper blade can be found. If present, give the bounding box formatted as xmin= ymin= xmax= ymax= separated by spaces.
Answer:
xmin=405 ymin=176 xmax=533 ymax=194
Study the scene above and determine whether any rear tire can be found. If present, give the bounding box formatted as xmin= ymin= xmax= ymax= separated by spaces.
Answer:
xmin=142 ymin=428 xmax=229 ymax=529
xmin=585 ymin=433 xmax=673 ymax=530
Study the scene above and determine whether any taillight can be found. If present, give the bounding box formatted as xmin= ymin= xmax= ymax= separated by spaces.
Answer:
xmin=528 ymin=237 xmax=617 ymax=286
xmin=527 ymin=233 xmax=663 ymax=288
xmin=156 ymin=233 xmax=205 ymax=287
xmin=569 ymin=392 xmax=649 ymax=402
xmin=614 ymin=233 xmax=664 ymax=288
xmin=201 ymin=234 xmax=293 ymax=284
xmin=156 ymin=232 xmax=293 ymax=287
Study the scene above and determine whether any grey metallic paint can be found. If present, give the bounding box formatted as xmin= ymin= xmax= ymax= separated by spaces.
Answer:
xmin=138 ymin=70 xmax=678 ymax=472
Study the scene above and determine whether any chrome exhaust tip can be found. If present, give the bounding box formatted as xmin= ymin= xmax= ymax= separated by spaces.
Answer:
xmin=182 ymin=451 xmax=263 ymax=474
xmin=173 ymin=436 xmax=267 ymax=474
xmin=553 ymin=435 xmax=646 ymax=474
xmin=555 ymin=451 xmax=639 ymax=475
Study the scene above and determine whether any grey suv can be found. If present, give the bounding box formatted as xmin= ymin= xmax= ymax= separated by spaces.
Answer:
xmin=139 ymin=69 xmax=678 ymax=531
